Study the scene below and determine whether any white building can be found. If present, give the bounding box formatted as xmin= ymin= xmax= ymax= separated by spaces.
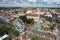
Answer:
xmin=0 ymin=34 xmax=9 ymax=40
xmin=17 ymin=11 xmax=26 ymax=16
xmin=44 ymin=11 xmax=52 ymax=17
xmin=27 ymin=13 xmax=39 ymax=22
xmin=26 ymin=10 xmax=32 ymax=14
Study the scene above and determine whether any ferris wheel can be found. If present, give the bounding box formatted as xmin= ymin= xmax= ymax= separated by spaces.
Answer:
xmin=13 ymin=18 xmax=25 ymax=35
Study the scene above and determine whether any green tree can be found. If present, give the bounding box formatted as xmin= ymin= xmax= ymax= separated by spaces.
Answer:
xmin=15 ymin=11 xmax=18 ymax=14
xmin=0 ymin=20 xmax=6 ymax=24
xmin=19 ymin=15 xmax=34 ymax=25
xmin=0 ymin=26 xmax=11 ymax=36
xmin=0 ymin=26 xmax=19 ymax=36
xmin=49 ymin=24 xmax=55 ymax=30
xmin=27 ymin=18 xmax=34 ymax=25
xmin=9 ymin=29 xmax=19 ymax=36
xmin=31 ymin=35 xmax=43 ymax=40
xmin=45 ymin=16 xmax=52 ymax=22
xmin=56 ymin=19 xmax=60 ymax=23
xmin=19 ymin=15 xmax=27 ymax=23
xmin=3 ymin=37 xmax=11 ymax=40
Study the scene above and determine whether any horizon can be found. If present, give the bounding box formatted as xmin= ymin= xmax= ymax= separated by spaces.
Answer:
xmin=0 ymin=0 xmax=60 ymax=8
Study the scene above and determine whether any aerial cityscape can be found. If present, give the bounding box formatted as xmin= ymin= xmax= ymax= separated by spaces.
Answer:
xmin=0 ymin=0 xmax=60 ymax=40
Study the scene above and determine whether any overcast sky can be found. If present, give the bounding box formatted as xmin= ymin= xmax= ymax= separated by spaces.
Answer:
xmin=0 ymin=0 xmax=60 ymax=8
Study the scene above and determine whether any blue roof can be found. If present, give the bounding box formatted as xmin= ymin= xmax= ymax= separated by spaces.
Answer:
xmin=4 ymin=16 xmax=10 ymax=19
xmin=0 ymin=18 xmax=3 ymax=20
xmin=0 ymin=17 xmax=5 ymax=20
xmin=0 ymin=16 xmax=10 ymax=20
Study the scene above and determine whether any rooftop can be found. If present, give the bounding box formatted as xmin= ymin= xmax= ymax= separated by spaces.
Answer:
xmin=27 ymin=13 xmax=38 ymax=17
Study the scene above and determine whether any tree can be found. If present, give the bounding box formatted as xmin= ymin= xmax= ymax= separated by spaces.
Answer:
xmin=27 ymin=18 xmax=34 ymax=25
xmin=31 ymin=35 xmax=43 ymax=40
xmin=15 ymin=11 xmax=18 ymax=14
xmin=0 ymin=26 xmax=11 ymax=36
xmin=48 ymin=24 xmax=55 ymax=30
xmin=0 ymin=26 xmax=19 ymax=36
xmin=56 ymin=18 xmax=60 ymax=23
xmin=9 ymin=29 xmax=19 ymax=36
xmin=44 ymin=16 xmax=52 ymax=22
xmin=3 ymin=37 xmax=11 ymax=40
xmin=19 ymin=15 xmax=34 ymax=25
xmin=19 ymin=15 xmax=27 ymax=23
xmin=0 ymin=19 xmax=6 ymax=24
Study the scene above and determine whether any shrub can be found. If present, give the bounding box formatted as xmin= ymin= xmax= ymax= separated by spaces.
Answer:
xmin=9 ymin=29 xmax=19 ymax=36
xmin=3 ymin=37 xmax=11 ymax=40
xmin=0 ymin=26 xmax=12 ymax=36
xmin=45 ymin=16 xmax=52 ymax=22
xmin=31 ymin=35 xmax=43 ymax=40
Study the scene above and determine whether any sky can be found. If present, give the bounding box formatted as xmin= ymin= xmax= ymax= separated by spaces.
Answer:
xmin=0 ymin=0 xmax=60 ymax=8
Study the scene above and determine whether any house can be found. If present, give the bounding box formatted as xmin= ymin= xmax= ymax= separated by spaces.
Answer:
xmin=18 ymin=11 xmax=26 ymax=16
xmin=10 ymin=14 xmax=19 ymax=18
xmin=26 ymin=10 xmax=32 ymax=14
xmin=44 ymin=11 xmax=52 ymax=17
xmin=27 ymin=13 xmax=39 ymax=22
xmin=0 ymin=11 xmax=5 ymax=16
xmin=35 ymin=11 xmax=45 ymax=15
xmin=56 ymin=12 xmax=60 ymax=17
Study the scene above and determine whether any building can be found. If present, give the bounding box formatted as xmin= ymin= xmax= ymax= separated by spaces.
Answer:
xmin=27 ymin=13 xmax=39 ymax=22
xmin=0 ymin=34 xmax=9 ymax=40
xmin=56 ymin=12 xmax=60 ymax=17
xmin=26 ymin=10 xmax=32 ymax=14
xmin=0 ymin=11 xmax=5 ymax=16
xmin=18 ymin=11 xmax=26 ymax=16
xmin=44 ymin=11 xmax=52 ymax=17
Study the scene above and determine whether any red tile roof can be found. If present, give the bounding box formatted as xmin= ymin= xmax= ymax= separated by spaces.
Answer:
xmin=27 ymin=13 xmax=38 ymax=17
